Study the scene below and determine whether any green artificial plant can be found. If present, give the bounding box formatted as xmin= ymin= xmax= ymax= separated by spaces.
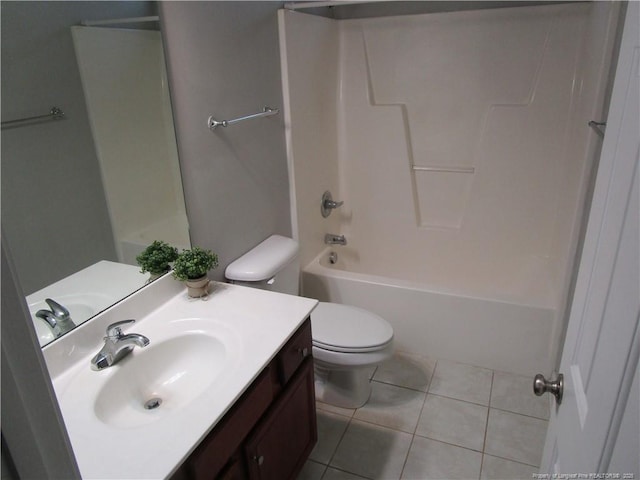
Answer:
xmin=136 ymin=240 xmax=179 ymax=275
xmin=172 ymin=246 xmax=219 ymax=281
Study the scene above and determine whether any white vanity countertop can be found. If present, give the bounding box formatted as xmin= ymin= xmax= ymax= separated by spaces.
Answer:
xmin=45 ymin=279 xmax=317 ymax=480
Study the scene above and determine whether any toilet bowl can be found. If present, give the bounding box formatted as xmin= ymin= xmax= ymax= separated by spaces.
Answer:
xmin=311 ymin=302 xmax=393 ymax=408
xmin=225 ymin=235 xmax=394 ymax=408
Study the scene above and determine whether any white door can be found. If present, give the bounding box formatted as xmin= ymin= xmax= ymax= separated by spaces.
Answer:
xmin=540 ymin=2 xmax=639 ymax=474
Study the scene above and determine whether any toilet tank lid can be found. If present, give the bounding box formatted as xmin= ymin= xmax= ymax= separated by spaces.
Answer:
xmin=225 ymin=235 xmax=299 ymax=282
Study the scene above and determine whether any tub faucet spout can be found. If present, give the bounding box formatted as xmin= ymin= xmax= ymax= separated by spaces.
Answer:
xmin=325 ymin=234 xmax=347 ymax=246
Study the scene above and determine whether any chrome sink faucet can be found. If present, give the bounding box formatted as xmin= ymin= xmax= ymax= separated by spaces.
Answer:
xmin=325 ymin=233 xmax=347 ymax=246
xmin=91 ymin=319 xmax=150 ymax=371
xmin=36 ymin=298 xmax=76 ymax=337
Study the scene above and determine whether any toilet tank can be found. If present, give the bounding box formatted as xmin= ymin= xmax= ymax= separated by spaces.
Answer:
xmin=225 ymin=235 xmax=300 ymax=295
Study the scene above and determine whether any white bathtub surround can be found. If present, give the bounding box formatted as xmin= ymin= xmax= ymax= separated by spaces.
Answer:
xmin=299 ymin=353 xmax=548 ymax=480
xmin=42 ymin=274 xmax=317 ymax=479
xmin=280 ymin=3 xmax=622 ymax=376
xmin=72 ymin=26 xmax=190 ymax=265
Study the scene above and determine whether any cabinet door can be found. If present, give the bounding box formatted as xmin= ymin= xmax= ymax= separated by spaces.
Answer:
xmin=217 ymin=455 xmax=247 ymax=480
xmin=244 ymin=358 xmax=317 ymax=480
xmin=188 ymin=366 xmax=275 ymax=480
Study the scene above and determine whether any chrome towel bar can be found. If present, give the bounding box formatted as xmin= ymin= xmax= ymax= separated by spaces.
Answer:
xmin=208 ymin=106 xmax=279 ymax=130
xmin=2 ymin=106 xmax=65 ymax=130
xmin=412 ymin=165 xmax=475 ymax=174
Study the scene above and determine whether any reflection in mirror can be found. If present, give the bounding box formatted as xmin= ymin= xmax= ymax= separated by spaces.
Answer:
xmin=1 ymin=1 xmax=190 ymax=347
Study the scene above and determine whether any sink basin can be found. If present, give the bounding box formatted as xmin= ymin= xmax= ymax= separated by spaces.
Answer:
xmin=94 ymin=334 xmax=227 ymax=428
xmin=57 ymin=317 xmax=241 ymax=430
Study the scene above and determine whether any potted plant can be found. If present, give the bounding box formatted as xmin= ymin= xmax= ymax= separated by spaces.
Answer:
xmin=172 ymin=246 xmax=219 ymax=298
xmin=136 ymin=240 xmax=179 ymax=281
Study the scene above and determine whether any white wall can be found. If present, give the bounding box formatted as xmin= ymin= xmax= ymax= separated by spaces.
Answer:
xmin=160 ymin=2 xmax=291 ymax=280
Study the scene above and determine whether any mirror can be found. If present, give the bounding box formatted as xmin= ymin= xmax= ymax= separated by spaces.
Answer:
xmin=1 ymin=1 xmax=190 ymax=347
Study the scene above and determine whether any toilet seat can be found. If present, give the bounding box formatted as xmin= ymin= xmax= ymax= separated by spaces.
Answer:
xmin=311 ymin=302 xmax=393 ymax=353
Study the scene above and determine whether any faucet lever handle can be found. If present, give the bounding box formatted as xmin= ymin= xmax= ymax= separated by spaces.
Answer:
xmin=321 ymin=191 xmax=344 ymax=217
xmin=45 ymin=298 xmax=70 ymax=320
xmin=105 ymin=319 xmax=136 ymax=338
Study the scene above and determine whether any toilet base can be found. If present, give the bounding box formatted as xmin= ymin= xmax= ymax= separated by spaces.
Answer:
xmin=313 ymin=363 xmax=373 ymax=409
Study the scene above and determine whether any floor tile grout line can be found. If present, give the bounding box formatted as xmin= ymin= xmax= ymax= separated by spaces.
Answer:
xmin=371 ymin=378 xmax=429 ymax=394
xmin=411 ymin=378 xmax=431 ymax=436
xmin=411 ymin=432 xmax=487 ymax=454
xmin=431 ymin=357 xmax=494 ymax=373
xmin=425 ymin=359 xmax=439 ymax=395
xmin=479 ymin=370 xmax=495 ymax=478
xmin=398 ymin=433 xmax=417 ymax=480
xmin=488 ymin=405 xmax=551 ymax=422
xmin=315 ymin=403 xmax=356 ymax=419
xmin=424 ymin=391 xmax=491 ymax=408
xmin=321 ymin=464 xmax=374 ymax=480
xmin=482 ymin=452 xmax=542 ymax=469
xmin=324 ymin=410 xmax=355 ymax=472
xmin=421 ymin=389 xmax=548 ymax=420
xmin=317 ymin=461 xmax=328 ymax=480
xmin=341 ymin=415 xmax=419 ymax=436
xmin=399 ymin=359 xmax=437 ymax=480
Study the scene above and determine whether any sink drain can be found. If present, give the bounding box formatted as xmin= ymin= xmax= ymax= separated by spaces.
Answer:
xmin=144 ymin=397 xmax=162 ymax=410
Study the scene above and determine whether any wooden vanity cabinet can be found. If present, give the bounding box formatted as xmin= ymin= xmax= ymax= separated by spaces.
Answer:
xmin=172 ymin=318 xmax=316 ymax=480
xmin=244 ymin=359 xmax=316 ymax=479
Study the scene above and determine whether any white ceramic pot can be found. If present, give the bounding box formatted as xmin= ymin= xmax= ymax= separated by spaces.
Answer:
xmin=185 ymin=275 xmax=210 ymax=298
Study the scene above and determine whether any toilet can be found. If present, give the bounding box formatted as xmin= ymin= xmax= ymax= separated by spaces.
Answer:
xmin=225 ymin=235 xmax=394 ymax=408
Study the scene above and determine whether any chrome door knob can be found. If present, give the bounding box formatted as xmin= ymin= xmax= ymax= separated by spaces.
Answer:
xmin=533 ymin=373 xmax=563 ymax=405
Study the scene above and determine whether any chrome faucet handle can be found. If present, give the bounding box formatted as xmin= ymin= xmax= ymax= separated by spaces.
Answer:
xmin=45 ymin=298 xmax=70 ymax=320
xmin=105 ymin=319 xmax=136 ymax=338
xmin=321 ymin=191 xmax=344 ymax=217
xmin=325 ymin=199 xmax=344 ymax=209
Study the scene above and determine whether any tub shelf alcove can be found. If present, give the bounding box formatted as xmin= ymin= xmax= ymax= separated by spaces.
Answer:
xmin=279 ymin=2 xmax=622 ymax=376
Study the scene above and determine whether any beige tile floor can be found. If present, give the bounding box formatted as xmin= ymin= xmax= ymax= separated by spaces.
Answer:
xmin=298 ymin=354 xmax=550 ymax=480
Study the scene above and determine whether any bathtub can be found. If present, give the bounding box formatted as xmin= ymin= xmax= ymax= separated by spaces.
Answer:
xmin=302 ymin=248 xmax=556 ymax=376
xmin=283 ymin=2 xmax=620 ymax=378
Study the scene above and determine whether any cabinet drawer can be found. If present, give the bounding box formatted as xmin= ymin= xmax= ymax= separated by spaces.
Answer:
xmin=188 ymin=365 xmax=275 ymax=480
xmin=278 ymin=318 xmax=312 ymax=385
